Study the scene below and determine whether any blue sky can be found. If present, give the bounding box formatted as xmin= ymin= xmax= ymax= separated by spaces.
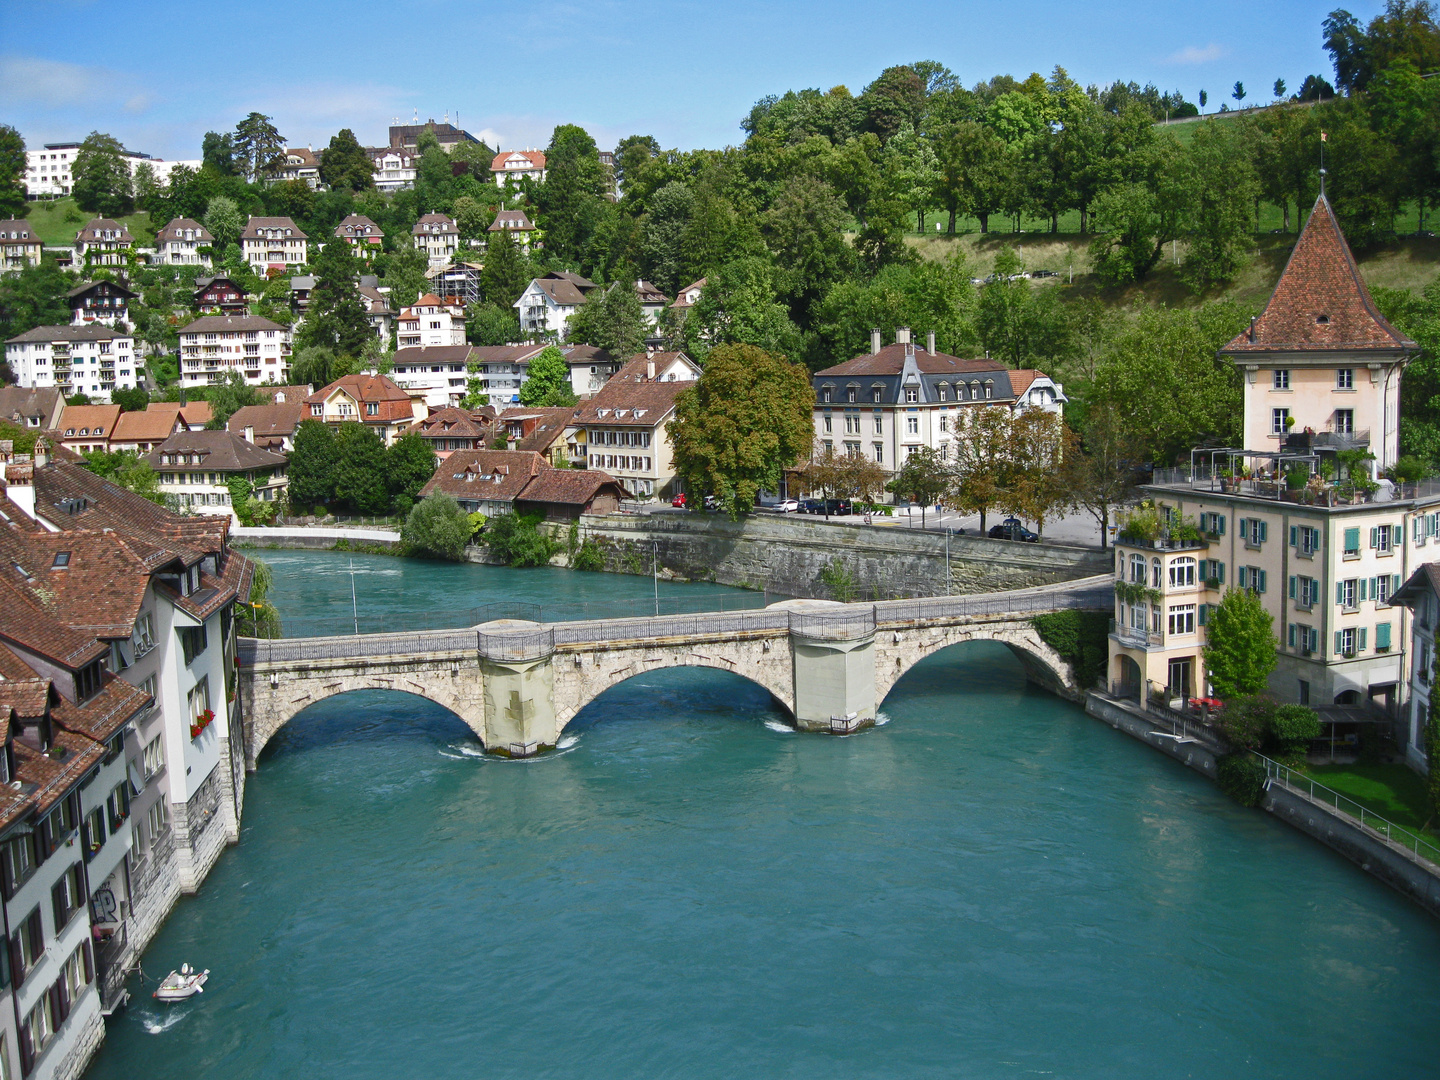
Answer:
xmin=1 ymin=0 xmax=1376 ymax=161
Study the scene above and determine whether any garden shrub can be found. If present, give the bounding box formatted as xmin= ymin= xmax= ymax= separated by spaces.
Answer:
xmin=484 ymin=513 xmax=559 ymax=567
xmin=1031 ymin=610 xmax=1110 ymax=689
xmin=1216 ymin=754 xmax=1267 ymax=807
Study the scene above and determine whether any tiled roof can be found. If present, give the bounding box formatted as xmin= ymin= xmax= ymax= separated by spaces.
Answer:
xmin=228 ymin=403 xmax=304 ymax=443
xmin=572 ymin=355 xmax=693 ymax=428
xmin=308 ymin=373 xmax=418 ymax=425
xmin=1392 ymin=562 xmax=1440 ymax=606
xmin=58 ymin=404 xmax=122 ymax=437
xmin=157 ymin=217 xmax=214 ymax=242
xmin=67 ymin=280 xmax=137 ymax=300
xmin=416 ymin=407 xmax=496 ymax=440
xmin=259 ymin=385 xmax=313 ymax=404
xmin=490 ymin=210 xmax=535 ymax=231
xmin=420 ymin=450 xmax=547 ymax=502
xmin=0 ymin=220 xmax=38 ymax=244
xmin=358 ymin=286 xmax=392 ymax=313
xmin=492 ymin=150 xmax=546 ymax=172
xmin=242 ymin=216 xmax=308 ymax=240
xmin=498 ymin=406 xmax=575 ymax=453
xmin=178 ymin=315 xmax=285 ymax=335
xmin=0 ymin=386 xmax=61 ymax=425
xmin=530 ymin=278 xmax=590 ymax=307
xmin=635 ymin=280 xmax=669 ymax=304
xmin=515 ymin=468 xmax=624 ymax=507
xmin=111 ymin=404 xmax=186 ymax=443
xmin=1009 ymin=370 xmax=1040 ymax=396
xmin=14 ymin=733 xmax=106 ymax=814
xmin=470 ymin=344 xmax=548 ymax=364
xmin=413 ymin=214 xmax=459 ymax=235
xmin=75 ymin=218 xmax=133 ymax=243
xmin=0 ymin=527 xmax=154 ymax=639
xmin=1222 ymin=195 xmax=1417 ymax=355
xmin=146 ymin=429 xmax=289 ymax=472
xmin=816 ymin=345 xmax=1008 ymax=378
xmin=0 ymin=574 xmax=110 ymax=669
xmin=335 ymin=214 xmax=384 ymax=239
xmin=52 ymin=670 xmax=151 ymax=743
xmin=6 ymin=324 xmax=130 ymax=345
xmin=179 ymin=401 xmax=212 ymax=427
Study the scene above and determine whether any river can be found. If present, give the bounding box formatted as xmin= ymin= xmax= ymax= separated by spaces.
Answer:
xmin=85 ymin=552 xmax=1440 ymax=1078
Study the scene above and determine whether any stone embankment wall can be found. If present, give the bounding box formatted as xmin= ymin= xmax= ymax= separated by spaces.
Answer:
xmin=574 ymin=513 xmax=1111 ymax=599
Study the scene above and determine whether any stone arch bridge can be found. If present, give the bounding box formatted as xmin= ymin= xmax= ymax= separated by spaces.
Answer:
xmin=236 ymin=577 xmax=1112 ymax=766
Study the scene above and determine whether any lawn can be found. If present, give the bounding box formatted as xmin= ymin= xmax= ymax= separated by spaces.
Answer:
xmin=1300 ymin=761 xmax=1440 ymax=863
xmin=23 ymin=196 xmax=156 ymax=248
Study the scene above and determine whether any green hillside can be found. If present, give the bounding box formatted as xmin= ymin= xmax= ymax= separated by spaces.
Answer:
xmin=23 ymin=197 xmax=157 ymax=248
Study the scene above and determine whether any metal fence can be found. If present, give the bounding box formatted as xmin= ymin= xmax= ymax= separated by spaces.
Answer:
xmin=477 ymin=627 xmax=555 ymax=662
xmin=1257 ymin=752 xmax=1440 ymax=867
xmin=787 ymin=607 xmax=877 ymax=641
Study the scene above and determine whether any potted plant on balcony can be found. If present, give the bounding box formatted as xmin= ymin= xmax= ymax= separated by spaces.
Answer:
xmin=190 ymin=708 xmax=215 ymax=740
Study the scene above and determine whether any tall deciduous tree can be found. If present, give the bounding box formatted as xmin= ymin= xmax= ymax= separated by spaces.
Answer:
xmin=0 ymin=125 xmax=28 ymax=218
xmin=71 ymin=132 xmax=134 ymax=217
xmin=467 ymin=301 xmax=520 ymax=346
xmin=536 ymin=124 xmax=609 ymax=265
xmin=204 ymin=370 xmax=264 ymax=429
xmin=202 ymin=131 xmax=238 ymax=176
xmin=887 ymin=446 xmax=949 ymax=525
xmin=517 ymin=345 xmax=578 ymax=407
xmin=669 ymin=344 xmax=815 ymax=515
xmin=1062 ymin=404 xmax=1143 ymax=548
xmin=949 ymin=407 xmax=1012 ymax=533
xmin=204 ymin=196 xmax=245 ymax=249
xmin=319 ymin=128 xmax=375 ymax=192
xmin=479 ymin=226 xmax=531 ymax=309
xmin=401 ymin=493 xmax=471 ymax=560
xmin=567 ymin=280 xmax=647 ymax=358
xmin=685 ymin=258 xmax=801 ymax=361
xmin=1204 ymin=587 xmax=1277 ymax=697
xmin=934 ymin=121 xmax=1011 ymax=233
xmin=1181 ymin=121 xmax=1259 ymax=291
xmin=386 ymin=430 xmax=440 ymax=513
xmin=287 ymin=419 xmax=338 ymax=507
xmin=764 ymin=175 xmax=854 ymax=325
xmin=332 ymin=421 xmax=389 ymax=513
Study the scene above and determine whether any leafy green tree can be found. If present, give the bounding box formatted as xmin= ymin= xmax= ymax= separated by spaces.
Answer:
xmin=132 ymin=162 xmax=160 ymax=212
xmin=479 ymin=225 xmax=531 ymax=309
xmin=668 ymin=344 xmax=814 ymax=516
xmin=1181 ymin=121 xmax=1259 ymax=291
xmin=297 ymin=237 xmax=372 ymax=357
xmin=949 ymin=406 xmax=1012 ymax=533
xmin=1062 ymin=404 xmax=1142 ymax=549
xmin=860 ymin=65 xmax=927 ymax=141
xmin=204 ymin=196 xmax=245 ymax=250
xmin=1204 ymin=587 xmax=1277 ymax=698
xmin=1324 ymin=2 xmax=1440 ymax=94
xmin=1374 ymin=279 xmax=1440 ymax=465
xmin=888 ymin=446 xmax=949 ymax=525
xmin=202 ymin=131 xmax=238 ymax=176
xmin=467 ymin=301 xmax=520 ymax=346
xmin=233 ymin=112 xmax=286 ymax=182
xmin=451 ymin=195 xmax=489 ymax=244
xmin=764 ymin=175 xmax=854 ymax=324
xmin=71 ymin=132 xmax=134 ymax=217
xmin=566 ymin=281 xmax=646 ymax=358
xmin=318 ymin=128 xmax=375 ymax=192
xmin=640 ymin=181 xmax=693 ymax=295
xmin=289 ymin=345 xmax=337 ymax=389
xmin=111 ymin=386 xmax=149 ymax=412
xmin=1273 ymin=78 xmax=1288 ymax=99
xmin=0 ymin=125 xmax=28 ymax=218
xmin=0 ymin=258 xmax=75 ymax=341
xmin=236 ymin=557 xmax=283 ymax=638
xmin=80 ymin=449 xmax=167 ymax=506
xmin=401 ymin=493 xmax=472 ymax=560
xmin=484 ymin=512 xmax=559 ymax=567
xmin=379 ymin=243 xmax=431 ymax=309
xmin=461 ymin=363 xmax=489 ymax=408
xmin=686 ymin=257 xmax=801 ymax=361
xmin=386 ymin=430 xmax=439 ymax=513
xmin=934 ymin=121 xmax=1011 ymax=233
xmin=1087 ymin=158 xmax=1187 ymax=287
xmin=205 ymin=370 xmax=264 ymax=429
xmin=518 ymin=345 xmax=578 ymax=406
xmin=536 ymin=124 xmax=609 ymax=265
xmin=1232 ymin=81 xmax=1247 ymax=105
xmin=332 ymin=422 xmax=389 ymax=513
xmin=288 ymin=419 xmax=339 ymax=507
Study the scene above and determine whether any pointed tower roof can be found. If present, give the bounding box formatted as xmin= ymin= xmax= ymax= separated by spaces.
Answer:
xmin=1221 ymin=195 xmax=1415 ymax=357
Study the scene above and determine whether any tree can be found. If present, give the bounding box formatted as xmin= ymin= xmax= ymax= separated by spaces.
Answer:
xmin=950 ymin=407 xmax=1011 ymax=533
xmin=1199 ymin=89 xmax=1208 ymax=110
xmin=111 ymin=386 xmax=149 ymax=412
xmin=1273 ymin=78 xmax=1288 ymax=100
xmin=332 ymin=422 xmax=389 ymax=513
xmin=0 ymin=258 xmax=75 ymax=341
xmin=484 ymin=512 xmax=559 ymax=567
xmin=1180 ymin=121 xmax=1259 ymax=291
xmin=461 ymin=363 xmax=489 ymax=408
xmin=566 ymin=281 xmax=646 ymax=358
xmin=1204 ymin=587 xmax=1277 ymax=697
xmin=202 ymin=131 xmax=238 ymax=176
xmin=205 ymin=370 xmax=264 ymax=429
xmin=80 ymin=449 xmax=168 ymax=507
xmin=998 ymin=408 xmax=1069 ymax=538
xmin=887 ymin=446 xmax=948 ymax=526
xmin=640 ymin=181 xmax=693 ymax=295
xmin=1232 ymin=81 xmax=1247 ymax=105
xmin=934 ymin=121 xmax=1011 ymax=233
xmin=290 ymin=345 xmax=338 ymax=389
xmin=233 ymin=113 xmax=286 ymax=182
xmin=319 ymin=129 xmax=375 ymax=192
xmin=668 ymin=344 xmax=815 ymax=516
xmin=685 ymin=257 xmax=801 ymax=361
xmin=1324 ymin=2 xmax=1440 ymax=94
xmin=401 ymin=493 xmax=472 ymax=560
xmin=297 ymin=237 xmax=372 ymax=357
xmin=71 ymin=132 xmax=134 ymax=217
xmin=236 ymin=557 xmax=283 ymax=638
xmin=452 ymin=196 xmax=489 ymax=243
xmin=386 ymin=430 xmax=440 ymax=513
xmin=467 ymin=301 xmax=520 ymax=346
xmin=764 ymin=175 xmax=854 ymax=324
xmin=380 ymin=243 xmax=432 ymax=309
xmin=479 ymin=226 xmax=531 ymax=309
xmin=1062 ymin=404 xmax=1142 ymax=548
xmin=288 ymin=419 xmax=339 ymax=507
xmin=517 ymin=345 xmax=578 ymax=407
xmin=204 ymin=196 xmax=245 ymax=250
xmin=132 ymin=162 xmax=160 ymax=212
xmin=0 ymin=126 xmax=27 ymax=219
xmin=535 ymin=124 xmax=609 ymax=265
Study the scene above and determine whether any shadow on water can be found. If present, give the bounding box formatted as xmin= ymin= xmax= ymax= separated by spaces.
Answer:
xmin=257 ymin=689 xmax=481 ymax=764
xmin=563 ymin=665 xmax=793 ymax=741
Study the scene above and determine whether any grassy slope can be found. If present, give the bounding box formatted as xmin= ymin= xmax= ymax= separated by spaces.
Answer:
xmin=24 ymin=196 xmax=156 ymax=248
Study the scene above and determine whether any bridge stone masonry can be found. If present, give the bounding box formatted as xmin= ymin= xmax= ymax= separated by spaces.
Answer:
xmin=236 ymin=577 xmax=1113 ymax=763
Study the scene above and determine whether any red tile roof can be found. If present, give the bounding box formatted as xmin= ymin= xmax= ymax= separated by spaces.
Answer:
xmin=420 ymin=450 xmax=547 ymax=502
xmin=111 ymin=404 xmax=186 ymax=444
xmin=307 ymin=373 xmax=418 ymax=425
xmin=514 ymin=468 xmax=624 ymax=507
xmin=1222 ymin=195 xmax=1417 ymax=355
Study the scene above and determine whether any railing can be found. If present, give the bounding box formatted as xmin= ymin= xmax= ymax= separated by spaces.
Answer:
xmin=1109 ymin=618 xmax=1165 ymax=648
xmin=96 ymin=924 xmax=129 ymax=1012
xmin=1257 ymin=752 xmax=1440 ymax=867
xmin=787 ymin=608 xmax=877 ymax=641
xmin=477 ymin=627 xmax=554 ymax=662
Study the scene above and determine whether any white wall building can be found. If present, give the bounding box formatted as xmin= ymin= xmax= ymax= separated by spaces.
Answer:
xmin=4 ymin=325 xmax=138 ymax=402
xmin=177 ymin=315 xmax=291 ymax=388
xmin=396 ymin=294 xmax=465 ymax=348
xmin=412 ymin=214 xmax=459 ymax=269
xmin=25 ymin=144 xmax=200 ymax=199
xmin=240 ymin=217 xmax=308 ymax=273
xmin=155 ymin=218 xmax=214 ymax=266
xmin=491 ymin=150 xmax=546 ymax=187
xmin=514 ymin=272 xmax=597 ymax=341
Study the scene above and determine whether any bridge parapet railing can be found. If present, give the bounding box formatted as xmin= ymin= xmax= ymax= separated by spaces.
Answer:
xmin=552 ymin=608 xmax=790 ymax=647
xmin=477 ymin=627 xmax=556 ymax=663
xmin=238 ymin=628 xmax=478 ymax=666
xmin=874 ymin=582 xmax=1113 ymax=624
xmin=787 ymin=608 xmax=877 ymax=641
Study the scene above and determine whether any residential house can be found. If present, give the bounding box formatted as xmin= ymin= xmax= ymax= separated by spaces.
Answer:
xmin=1007 ymin=369 xmax=1068 ymax=416
xmin=811 ymin=328 xmax=1022 ymax=470
xmin=515 ymin=468 xmax=626 ymax=521
xmin=258 ymin=385 xmax=312 ymax=405
xmin=227 ymin=402 xmax=305 ymax=452
xmin=560 ymin=343 xmax=618 ymax=398
xmin=670 ymin=278 xmax=704 ymax=313
xmin=1390 ymin=564 xmax=1440 ymax=769
xmin=176 ymin=315 xmax=291 ymax=388
xmin=359 ymin=285 xmax=394 ymax=341
xmin=427 ymin=262 xmax=481 ymax=308
xmin=397 ymin=294 xmax=465 ymax=348
xmin=0 ymin=387 xmax=64 ymax=432
xmin=488 ymin=210 xmax=537 ymax=252
xmin=67 ymin=280 xmax=136 ymax=328
xmin=514 ymin=272 xmax=599 ymax=341
xmin=333 ymin=215 xmax=384 ymax=260
xmin=288 ymin=275 xmax=316 ymax=315
xmin=194 ymin=276 xmax=248 ymax=316
xmin=491 ymin=150 xmax=547 ymax=187
xmin=277 ymin=148 xmax=320 ymax=189
xmin=109 ymin=404 xmax=187 ymax=453
xmin=414 ymin=407 xmax=497 ymax=460
xmin=55 ymin=405 xmax=122 ymax=454
xmin=177 ymin=401 xmax=212 ymax=430
xmin=419 ymin=450 xmax=548 ymax=517
xmin=0 ymin=220 xmax=42 ymax=272
xmin=5 ymin=325 xmax=139 ymax=401
xmin=240 ymin=217 xmax=308 ymax=274
xmin=635 ymin=280 xmax=670 ymax=326
xmin=571 ymin=352 xmax=701 ymax=498
xmin=467 ymin=344 xmax=551 ymax=405
xmin=366 ymin=149 xmax=416 ymax=192
xmin=1106 ymin=194 xmax=1438 ymax=722
xmin=155 ymin=218 xmax=213 ymax=266
xmin=149 ymin=430 xmax=289 ymax=518
xmin=74 ymin=220 xmax=133 ymax=268
xmin=304 ymin=374 xmax=426 ymax=445
xmin=388 ymin=345 xmax=474 ymax=409
xmin=389 ymin=121 xmax=482 ymax=153
xmin=497 ymin=406 xmax=575 ymax=465
xmin=412 ymin=214 xmax=460 ymax=269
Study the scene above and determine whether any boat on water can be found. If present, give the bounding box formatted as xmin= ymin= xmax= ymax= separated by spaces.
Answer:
xmin=154 ymin=964 xmax=209 ymax=1001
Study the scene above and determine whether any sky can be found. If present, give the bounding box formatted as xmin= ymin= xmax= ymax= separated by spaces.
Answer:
xmin=0 ymin=0 xmax=1382 ymax=161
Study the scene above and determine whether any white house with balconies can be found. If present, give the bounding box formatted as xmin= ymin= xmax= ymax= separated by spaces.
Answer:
xmin=177 ymin=315 xmax=291 ymax=388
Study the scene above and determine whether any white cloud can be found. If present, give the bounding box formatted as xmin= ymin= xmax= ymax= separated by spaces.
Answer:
xmin=1166 ymin=43 xmax=1228 ymax=65
xmin=0 ymin=55 xmax=148 ymax=111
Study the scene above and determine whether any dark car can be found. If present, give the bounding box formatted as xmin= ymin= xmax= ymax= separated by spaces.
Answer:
xmin=1031 ymin=269 xmax=1059 ymax=278
xmin=799 ymin=499 xmax=826 ymax=515
xmin=824 ymin=499 xmax=854 ymax=516
xmin=988 ymin=517 xmax=1040 ymax=542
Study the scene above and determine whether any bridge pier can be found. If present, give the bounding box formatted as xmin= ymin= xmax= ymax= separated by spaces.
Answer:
xmin=477 ymin=621 xmax=561 ymax=756
xmin=782 ymin=601 xmax=878 ymax=733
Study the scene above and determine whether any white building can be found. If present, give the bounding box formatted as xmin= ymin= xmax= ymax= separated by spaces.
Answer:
xmin=74 ymin=219 xmax=133 ymax=268
xmin=177 ymin=315 xmax=291 ymax=388
xmin=514 ymin=272 xmax=598 ymax=341
xmin=635 ymin=280 xmax=670 ymax=326
xmin=277 ymin=148 xmax=321 ymax=189
xmin=412 ymin=214 xmax=459 ymax=269
xmin=0 ymin=220 xmax=42 ymax=273
xmin=4 ymin=324 xmax=138 ymax=402
xmin=155 ymin=217 xmax=214 ymax=266
xmin=491 ymin=150 xmax=546 ymax=187
xmin=397 ymin=293 xmax=465 ymax=348
xmin=149 ymin=430 xmax=289 ymax=519
xmin=24 ymin=144 xmax=200 ymax=199
xmin=240 ymin=216 xmax=308 ymax=273
xmin=367 ymin=149 xmax=416 ymax=192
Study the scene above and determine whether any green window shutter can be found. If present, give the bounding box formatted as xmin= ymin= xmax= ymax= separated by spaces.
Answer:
xmin=1358 ymin=627 xmax=1368 ymax=651
xmin=1289 ymin=575 xmax=1297 ymax=599
xmin=1394 ymin=574 xmax=1402 ymax=592
xmin=1290 ymin=525 xmax=1298 ymax=546
xmin=1370 ymin=527 xmax=1379 ymax=548
xmin=1377 ymin=623 xmax=1391 ymax=649
xmin=1336 ymin=582 xmax=1344 ymax=605
xmin=1360 ymin=578 xmax=1368 ymax=601
xmin=1258 ymin=521 xmax=1268 ymax=542
xmin=1394 ymin=525 xmax=1403 ymax=546
xmin=1218 ymin=562 xmax=1225 ymax=583
xmin=1218 ymin=515 xmax=1225 ymax=535
xmin=1258 ymin=570 xmax=1267 ymax=593
xmin=1237 ymin=567 xmax=1247 ymax=589
xmin=1288 ymin=623 xmax=1296 ymax=647
xmin=1335 ymin=630 xmax=1343 ymax=653
xmin=1198 ymin=604 xmax=1207 ymax=626
xmin=1345 ymin=527 xmax=1360 ymax=550
xmin=1238 ymin=517 xmax=1247 ymax=538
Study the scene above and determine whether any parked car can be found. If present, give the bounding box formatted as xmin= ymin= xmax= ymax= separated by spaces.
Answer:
xmin=988 ymin=517 xmax=1039 ymax=542
xmin=800 ymin=499 xmax=826 ymax=515
xmin=824 ymin=499 xmax=854 ymax=516
xmin=671 ymin=493 xmax=688 ymax=507
xmin=773 ymin=499 xmax=800 ymax=513
xmin=703 ymin=494 xmax=720 ymax=511
xmin=1031 ymin=269 xmax=1059 ymax=278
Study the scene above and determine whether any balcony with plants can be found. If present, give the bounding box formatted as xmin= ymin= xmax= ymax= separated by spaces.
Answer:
xmin=1115 ymin=503 xmax=1209 ymax=552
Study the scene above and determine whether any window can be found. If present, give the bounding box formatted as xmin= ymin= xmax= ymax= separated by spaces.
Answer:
xmin=1370 ymin=525 xmax=1400 ymax=554
xmin=1273 ymin=369 xmax=1290 ymax=389
xmin=107 ymin=781 xmax=129 ymax=831
xmin=1289 ymin=575 xmax=1319 ymax=608
xmin=1 ymin=834 xmax=35 ymax=897
xmin=906 ymin=417 xmax=918 ymax=435
xmin=1151 ymin=558 xmax=1162 ymax=588
xmin=1168 ymin=605 xmax=1196 ymax=636
xmin=12 ymin=908 xmax=42 ymax=985
xmin=1199 ymin=559 xmax=1225 ymax=585
xmin=143 ymin=734 xmax=165 ymax=778
xmin=82 ymin=805 xmax=105 ymax=857
xmin=1238 ymin=517 xmax=1267 ymax=547
xmin=873 ymin=443 xmax=883 ymax=464
xmin=1337 ymin=368 xmax=1354 ymax=390
xmin=905 ymin=388 xmax=918 ymax=403
xmin=1289 ymin=626 xmax=1318 ymax=655
xmin=1338 ymin=579 xmax=1358 ymax=609
xmin=51 ymin=863 xmax=85 ymax=931
xmin=1374 ymin=573 xmax=1399 ymax=606
xmin=1337 ymin=627 xmax=1359 ymax=656
xmin=146 ymin=799 xmax=170 ymax=846
xmin=1335 ymin=409 xmax=1354 ymax=435
xmin=1291 ymin=524 xmax=1320 ymax=556
xmin=1129 ymin=555 xmax=1145 ymax=584
xmin=846 ymin=386 xmax=857 ymax=403
xmin=1272 ymin=407 xmax=1290 ymax=434
xmin=133 ymin=611 xmax=155 ymax=655
xmin=23 ymin=985 xmax=55 ymax=1060
xmin=1343 ymin=527 xmax=1361 ymax=558
xmin=822 ymin=415 xmax=832 ymax=434
xmin=1199 ymin=512 xmax=1225 ymax=536
xmin=1236 ymin=566 xmax=1267 ymax=593
xmin=1376 ymin=622 xmax=1392 ymax=651
xmin=874 ymin=415 xmax=883 ymax=435
xmin=178 ymin=624 xmax=207 ymax=666
xmin=1168 ymin=557 xmax=1196 ymax=587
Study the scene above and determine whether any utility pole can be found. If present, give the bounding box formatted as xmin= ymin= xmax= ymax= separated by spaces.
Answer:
xmin=652 ymin=540 xmax=659 ymax=616
xmin=348 ymin=558 xmax=359 ymax=635
xmin=945 ymin=528 xmax=952 ymax=595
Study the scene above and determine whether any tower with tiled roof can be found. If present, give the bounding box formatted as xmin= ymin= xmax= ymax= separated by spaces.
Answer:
xmin=1220 ymin=194 xmax=1417 ymax=470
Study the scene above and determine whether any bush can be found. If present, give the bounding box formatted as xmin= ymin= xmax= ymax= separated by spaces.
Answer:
xmin=1215 ymin=695 xmax=1320 ymax=759
xmin=818 ymin=557 xmax=857 ymax=602
xmin=1216 ymin=754 xmax=1267 ymax=807
xmin=484 ymin=513 xmax=559 ymax=567
xmin=571 ymin=538 xmax=606 ymax=572
xmin=1031 ymin=610 xmax=1111 ymax=690
xmin=400 ymin=493 xmax=472 ymax=561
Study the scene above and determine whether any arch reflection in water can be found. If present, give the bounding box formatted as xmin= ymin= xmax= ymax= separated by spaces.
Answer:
xmin=259 ymin=688 xmax=482 ymax=763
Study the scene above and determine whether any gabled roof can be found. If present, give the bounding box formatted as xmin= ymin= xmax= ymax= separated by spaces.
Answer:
xmin=7 ymin=324 xmax=130 ymax=345
xmin=572 ymin=354 xmax=695 ymax=428
xmin=178 ymin=314 xmax=284 ymax=335
xmin=490 ymin=210 xmax=535 ymax=232
xmin=1391 ymin=562 xmax=1440 ymax=606
xmin=527 ymin=277 xmax=592 ymax=307
xmin=415 ymin=407 xmax=496 ymax=440
xmin=111 ymin=404 xmax=186 ymax=443
xmin=259 ymin=385 xmax=313 ymax=404
xmin=228 ymin=403 xmax=305 ymax=444
xmin=179 ymin=401 xmax=212 ymax=427
xmin=1222 ymin=195 xmax=1417 ymax=356
xmin=0 ymin=220 xmax=38 ymax=244
xmin=515 ymin=468 xmax=624 ymax=507
xmin=492 ymin=150 xmax=546 ymax=172
xmin=816 ymin=344 xmax=1009 ymax=378
xmin=157 ymin=217 xmax=214 ymax=242
xmin=75 ymin=219 xmax=133 ymax=243
xmin=335 ymin=214 xmax=384 ymax=239
xmin=241 ymin=216 xmax=308 ymax=240
xmin=419 ymin=450 xmax=547 ymax=502
xmin=393 ymin=344 xmax=474 ymax=366
xmin=413 ymin=213 xmax=458 ymax=235
xmin=194 ymin=275 xmax=246 ymax=294
xmin=498 ymin=406 xmax=575 ymax=453
xmin=358 ymin=286 xmax=392 ymax=314
xmin=57 ymin=404 xmax=122 ymax=437
xmin=307 ymin=373 xmax=417 ymax=424
xmin=147 ymin=429 xmax=289 ymax=472
xmin=67 ymin=280 xmax=137 ymax=301
xmin=635 ymin=280 xmax=669 ymax=304
xmin=669 ymin=278 xmax=705 ymax=309
xmin=0 ymin=387 xmax=62 ymax=426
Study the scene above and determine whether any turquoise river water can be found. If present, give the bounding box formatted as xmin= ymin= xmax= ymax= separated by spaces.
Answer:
xmin=86 ymin=552 xmax=1440 ymax=1078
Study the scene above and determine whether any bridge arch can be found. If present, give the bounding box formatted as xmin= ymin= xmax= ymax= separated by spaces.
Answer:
xmin=874 ymin=622 xmax=1078 ymax=709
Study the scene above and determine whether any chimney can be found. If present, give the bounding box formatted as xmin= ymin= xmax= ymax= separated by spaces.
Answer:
xmin=927 ymin=330 xmax=936 ymax=355
xmin=1249 ymin=315 xmax=1257 ymax=342
xmin=33 ymin=438 xmax=48 ymax=468
xmin=895 ymin=326 xmax=911 ymax=345
xmin=646 ymin=359 xmax=656 ymax=380
xmin=244 ymin=425 xmax=255 ymax=444
xmin=870 ymin=328 xmax=881 ymax=355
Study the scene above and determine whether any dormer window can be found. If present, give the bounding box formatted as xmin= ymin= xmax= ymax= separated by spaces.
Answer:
xmin=1316 ymin=314 xmax=1330 ymax=325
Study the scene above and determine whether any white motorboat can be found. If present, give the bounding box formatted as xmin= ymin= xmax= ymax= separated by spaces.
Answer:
xmin=153 ymin=964 xmax=208 ymax=1001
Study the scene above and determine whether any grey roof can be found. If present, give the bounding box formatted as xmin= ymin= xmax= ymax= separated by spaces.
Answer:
xmin=156 ymin=217 xmax=214 ymax=242
xmin=178 ymin=315 xmax=285 ymax=334
xmin=1391 ymin=563 xmax=1440 ymax=606
xmin=0 ymin=221 xmax=38 ymax=244
xmin=0 ymin=387 xmax=62 ymax=425
xmin=66 ymin=280 xmax=136 ymax=300
xmin=5 ymin=324 xmax=131 ymax=345
xmin=241 ymin=216 xmax=308 ymax=240
xmin=146 ymin=430 xmax=288 ymax=472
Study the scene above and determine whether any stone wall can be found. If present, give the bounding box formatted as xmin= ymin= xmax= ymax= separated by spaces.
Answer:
xmin=575 ymin=513 xmax=1111 ymax=600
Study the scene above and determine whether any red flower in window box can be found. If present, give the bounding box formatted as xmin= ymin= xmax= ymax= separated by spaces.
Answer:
xmin=190 ymin=708 xmax=215 ymax=740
